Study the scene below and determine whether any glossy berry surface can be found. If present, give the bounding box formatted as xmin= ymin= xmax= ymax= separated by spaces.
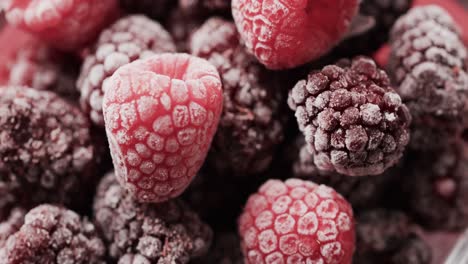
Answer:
xmin=238 ymin=179 xmax=355 ymax=264
xmin=3 ymin=0 xmax=119 ymax=51
xmin=103 ymin=53 xmax=223 ymax=203
xmin=232 ymin=0 xmax=359 ymax=69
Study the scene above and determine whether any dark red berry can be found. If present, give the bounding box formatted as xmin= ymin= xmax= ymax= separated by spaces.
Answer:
xmin=288 ymin=57 xmax=411 ymax=176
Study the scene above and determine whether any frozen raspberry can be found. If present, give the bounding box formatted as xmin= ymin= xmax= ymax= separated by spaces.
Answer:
xmin=0 ymin=86 xmax=102 ymax=214
xmin=354 ymin=209 xmax=432 ymax=264
xmin=193 ymin=232 xmax=243 ymax=264
xmin=231 ymin=0 xmax=359 ymax=69
xmin=119 ymin=0 xmax=176 ymax=20
xmin=93 ymin=172 xmax=212 ymax=263
xmin=0 ymin=204 xmax=106 ymax=264
xmin=239 ymin=179 xmax=355 ymax=264
xmin=401 ymin=143 xmax=468 ymax=230
xmin=3 ymin=0 xmax=119 ymax=51
xmin=292 ymin=136 xmax=400 ymax=210
xmin=190 ymin=18 xmax=285 ymax=175
xmin=77 ymin=15 xmax=176 ymax=126
xmin=0 ymin=208 xmax=25 ymax=248
xmin=388 ymin=5 xmax=468 ymax=149
xmin=288 ymin=57 xmax=411 ymax=176
xmin=103 ymin=53 xmax=222 ymax=203
xmin=0 ymin=26 xmax=80 ymax=101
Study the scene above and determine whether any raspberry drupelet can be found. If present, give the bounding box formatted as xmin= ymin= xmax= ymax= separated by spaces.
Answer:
xmin=103 ymin=53 xmax=223 ymax=203
xmin=0 ymin=204 xmax=106 ymax=264
xmin=93 ymin=172 xmax=212 ymax=263
xmin=354 ymin=209 xmax=432 ymax=264
xmin=288 ymin=57 xmax=411 ymax=176
xmin=0 ymin=86 xmax=103 ymax=214
xmin=402 ymin=143 xmax=468 ymax=230
xmin=78 ymin=15 xmax=176 ymax=126
xmin=3 ymin=0 xmax=119 ymax=51
xmin=231 ymin=0 xmax=359 ymax=69
xmin=388 ymin=5 xmax=468 ymax=149
xmin=238 ymin=179 xmax=355 ymax=264
xmin=190 ymin=18 xmax=285 ymax=175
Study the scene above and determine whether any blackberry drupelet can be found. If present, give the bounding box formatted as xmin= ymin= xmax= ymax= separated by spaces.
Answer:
xmin=77 ymin=15 xmax=176 ymax=126
xmin=93 ymin=173 xmax=212 ymax=263
xmin=190 ymin=18 xmax=285 ymax=175
xmin=388 ymin=5 xmax=468 ymax=149
xmin=288 ymin=56 xmax=411 ymax=176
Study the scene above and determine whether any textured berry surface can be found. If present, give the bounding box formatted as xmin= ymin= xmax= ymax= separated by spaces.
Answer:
xmin=190 ymin=18 xmax=285 ymax=175
xmin=0 ymin=86 xmax=101 ymax=213
xmin=288 ymin=57 xmax=411 ymax=176
xmin=0 ymin=204 xmax=106 ymax=264
xmin=0 ymin=208 xmax=25 ymax=248
xmin=354 ymin=209 xmax=432 ymax=264
xmin=119 ymin=0 xmax=176 ymax=20
xmin=402 ymin=143 xmax=468 ymax=230
xmin=93 ymin=172 xmax=212 ymax=263
xmin=239 ymin=179 xmax=355 ymax=264
xmin=232 ymin=0 xmax=359 ymax=69
xmin=78 ymin=15 xmax=176 ymax=126
xmin=292 ymin=136 xmax=399 ymax=210
xmin=3 ymin=0 xmax=119 ymax=51
xmin=103 ymin=53 xmax=223 ymax=203
xmin=388 ymin=5 xmax=468 ymax=149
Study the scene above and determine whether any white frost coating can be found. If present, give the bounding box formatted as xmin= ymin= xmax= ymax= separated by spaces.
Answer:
xmin=317 ymin=219 xmax=338 ymax=242
xmin=279 ymin=234 xmax=299 ymax=255
xmin=177 ymin=128 xmax=197 ymax=146
xmin=337 ymin=212 xmax=351 ymax=232
xmin=316 ymin=200 xmax=339 ymax=219
xmin=255 ymin=211 xmax=274 ymax=230
xmin=119 ymin=102 xmax=137 ymax=130
xmin=160 ymin=92 xmax=172 ymax=111
xmin=265 ymin=252 xmax=283 ymax=264
xmin=135 ymin=143 xmax=151 ymax=158
xmin=244 ymin=227 xmax=259 ymax=248
xmin=261 ymin=180 xmax=287 ymax=198
xmin=274 ymin=214 xmax=295 ymax=234
xmin=170 ymin=79 xmax=189 ymax=103
xmin=272 ymin=196 xmax=292 ymax=214
xmin=297 ymin=212 xmax=318 ymax=235
xmin=153 ymin=168 xmax=169 ymax=181
xmin=315 ymin=185 xmax=334 ymax=199
xmin=189 ymin=102 xmax=207 ymax=126
xmin=360 ymin=103 xmax=382 ymax=126
xmin=289 ymin=200 xmax=307 ymax=216
xmin=137 ymin=96 xmax=158 ymax=122
xmin=139 ymin=161 xmax=155 ymax=175
xmin=259 ymin=230 xmax=278 ymax=254
xmin=104 ymin=52 xmax=130 ymax=73
xmin=290 ymin=187 xmax=308 ymax=199
xmin=247 ymin=250 xmax=263 ymax=264
xmin=147 ymin=134 xmax=164 ymax=151
xmin=320 ymin=242 xmax=342 ymax=263
xmin=152 ymin=115 xmax=173 ymax=135
xmin=304 ymin=192 xmax=319 ymax=209
xmin=172 ymin=105 xmax=189 ymax=128
xmin=126 ymin=150 xmax=141 ymax=167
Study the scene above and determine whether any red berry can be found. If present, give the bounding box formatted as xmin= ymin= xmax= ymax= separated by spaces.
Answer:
xmin=102 ymin=53 xmax=223 ymax=203
xmin=3 ymin=0 xmax=119 ymax=51
xmin=232 ymin=0 xmax=359 ymax=69
xmin=239 ymin=179 xmax=355 ymax=264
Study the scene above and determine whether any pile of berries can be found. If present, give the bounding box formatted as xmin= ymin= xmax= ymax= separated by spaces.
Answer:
xmin=0 ymin=1 xmax=467 ymax=263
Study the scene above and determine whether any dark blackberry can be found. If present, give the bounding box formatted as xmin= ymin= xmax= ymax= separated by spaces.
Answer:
xmin=0 ymin=204 xmax=106 ymax=264
xmin=292 ymin=136 xmax=399 ymax=210
xmin=288 ymin=56 xmax=411 ymax=176
xmin=77 ymin=15 xmax=176 ymax=126
xmin=192 ymin=232 xmax=243 ymax=264
xmin=93 ymin=173 xmax=212 ymax=263
xmin=190 ymin=18 xmax=285 ymax=175
xmin=402 ymin=143 xmax=468 ymax=230
xmin=119 ymin=0 xmax=176 ymax=20
xmin=388 ymin=6 xmax=468 ymax=150
xmin=0 ymin=208 xmax=25 ymax=248
xmin=0 ymin=86 xmax=102 ymax=215
xmin=334 ymin=0 xmax=412 ymax=56
xmin=354 ymin=209 xmax=432 ymax=264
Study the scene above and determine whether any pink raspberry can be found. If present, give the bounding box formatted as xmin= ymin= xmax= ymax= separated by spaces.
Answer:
xmin=3 ymin=0 xmax=119 ymax=51
xmin=103 ymin=53 xmax=223 ymax=203
xmin=232 ymin=0 xmax=359 ymax=69
xmin=238 ymin=179 xmax=355 ymax=264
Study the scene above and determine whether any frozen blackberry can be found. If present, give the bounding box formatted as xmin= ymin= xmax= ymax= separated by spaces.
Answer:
xmin=388 ymin=6 xmax=468 ymax=149
xmin=292 ymin=136 xmax=399 ymax=210
xmin=0 ymin=86 xmax=101 ymax=214
xmin=77 ymin=15 xmax=176 ymax=126
xmin=190 ymin=18 xmax=285 ymax=175
xmin=354 ymin=209 xmax=432 ymax=264
xmin=0 ymin=208 xmax=25 ymax=248
xmin=93 ymin=173 xmax=212 ymax=263
xmin=288 ymin=56 xmax=411 ymax=176
xmin=0 ymin=204 xmax=105 ymax=264
xmin=119 ymin=0 xmax=176 ymax=20
xmin=192 ymin=232 xmax=243 ymax=264
xmin=402 ymin=143 xmax=468 ymax=230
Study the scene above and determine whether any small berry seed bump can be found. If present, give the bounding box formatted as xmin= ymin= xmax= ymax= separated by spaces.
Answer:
xmin=239 ymin=179 xmax=355 ymax=264
xmin=232 ymin=0 xmax=359 ymax=69
xmin=103 ymin=53 xmax=223 ymax=203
